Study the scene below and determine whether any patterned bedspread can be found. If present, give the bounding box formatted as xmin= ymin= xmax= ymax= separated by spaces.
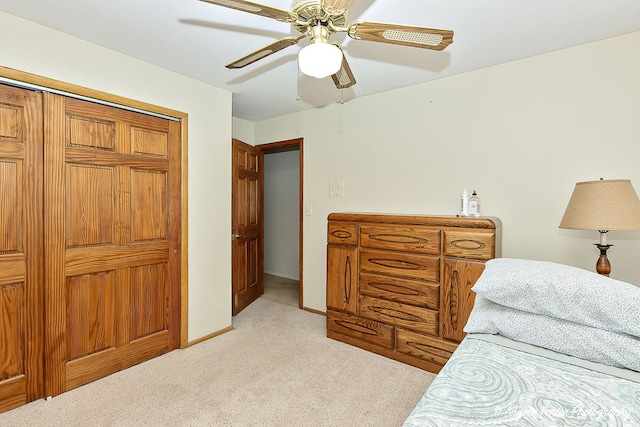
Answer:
xmin=403 ymin=336 xmax=640 ymax=426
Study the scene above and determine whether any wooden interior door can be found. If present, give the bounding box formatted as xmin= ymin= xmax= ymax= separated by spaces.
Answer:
xmin=232 ymin=138 xmax=264 ymax=315
xmin=0 ymin=85 xmax=44 ymax=412
xmin=44 ymin=94 xmax=181 ymax=396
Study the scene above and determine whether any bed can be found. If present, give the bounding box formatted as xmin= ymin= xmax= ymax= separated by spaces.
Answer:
xmin=404 ymin=258 xmax=640 ymax=426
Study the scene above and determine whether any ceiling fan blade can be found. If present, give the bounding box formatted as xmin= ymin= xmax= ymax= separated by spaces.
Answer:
xmin=321 ymin=0 xmax=355 ymax=16
xmin=200 ymin=0 xmax=297 ymax=23
xmin=331 ymin=47 xmax=356 ymax=89
xmin=226 ymin=35 xmax=306 ymax=69
xmin=348 ymin=21 xmax=453 ymax=51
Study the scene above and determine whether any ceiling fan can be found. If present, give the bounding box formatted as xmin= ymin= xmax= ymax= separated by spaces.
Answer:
xmin=200 ymin=0 xmax=453 ymax=89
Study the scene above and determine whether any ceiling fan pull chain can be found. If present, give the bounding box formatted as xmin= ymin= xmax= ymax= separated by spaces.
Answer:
xmin=341 ymin=89 xmax=344 ymax=104
xmin=297 ymin=62 xmax=301 ymax=101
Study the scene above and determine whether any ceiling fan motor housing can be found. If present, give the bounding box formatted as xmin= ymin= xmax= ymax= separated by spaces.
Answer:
xmin=291 ymin=0 xmax=347 ymax=34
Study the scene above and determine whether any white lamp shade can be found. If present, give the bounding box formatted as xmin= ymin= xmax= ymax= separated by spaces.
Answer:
xmin=298 ymin=42 xmax=342 ymax=79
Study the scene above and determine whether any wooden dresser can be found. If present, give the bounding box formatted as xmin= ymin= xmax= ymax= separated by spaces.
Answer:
xmin=325 ymin=213 xmax=502 ymax=373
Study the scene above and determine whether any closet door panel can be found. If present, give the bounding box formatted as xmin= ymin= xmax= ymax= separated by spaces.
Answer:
xmin=131 ymin=126 xmax=168 ymax=157
xmin=45 ymin=94 xmax=180 ymax=397
xmin=131 ymin=169 xmax=168 ymax=242
xmin=67 ymin=114 xmax=116 ymax=150
xmin=0 ymin=283 xmax=25 ymax=378
xmin=65 ymin=164 xmax=116 ymax=247
xmin=0 ymin=160 xmax=21 ymax=252
xmin=0 ymin=85 xmax=43 ymax=413
xmin=130 ymin=263 xmax=168 ymax=340
xmin=66 ymin=271 xmax=117 ymax=360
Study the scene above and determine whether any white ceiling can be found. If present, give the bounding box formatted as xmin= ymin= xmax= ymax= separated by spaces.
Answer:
xmin=1 ymin=0 xmax=639 ymax=121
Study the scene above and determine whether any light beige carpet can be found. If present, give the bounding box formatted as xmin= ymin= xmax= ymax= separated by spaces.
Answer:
xmin=1 ymin=297 xmax=435 ymax=426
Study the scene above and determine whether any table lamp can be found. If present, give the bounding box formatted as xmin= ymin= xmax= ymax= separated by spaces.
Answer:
xmin=559 ymin=178 xmax=640 ymax=276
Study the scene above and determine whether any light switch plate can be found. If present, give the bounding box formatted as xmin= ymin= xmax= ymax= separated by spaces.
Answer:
xmin=329 ymin=180 xmax=344 ymax=198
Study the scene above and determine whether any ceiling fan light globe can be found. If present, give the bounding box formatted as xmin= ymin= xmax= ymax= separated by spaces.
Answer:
xmin=298 ymin=42 xmax=342 ymax=79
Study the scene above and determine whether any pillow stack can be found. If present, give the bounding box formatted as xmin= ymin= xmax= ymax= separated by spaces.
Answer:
xmin=464 ymin=258 xmax=640 ymax=371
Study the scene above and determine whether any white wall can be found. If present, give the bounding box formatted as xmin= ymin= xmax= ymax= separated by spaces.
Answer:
xmin=253 ymin=32 xmax=640 ymax=312
xmin=232 ymin=117 xmax=255 ymax=145
xmin=0 ymin=11 xmax=233 ymax=342
xmin=264 ymin=151 xmax=300 ymax=280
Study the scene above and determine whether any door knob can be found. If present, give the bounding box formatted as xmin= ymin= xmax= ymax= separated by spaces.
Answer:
xmin=232 ymin=233 xmax=244 ymax=239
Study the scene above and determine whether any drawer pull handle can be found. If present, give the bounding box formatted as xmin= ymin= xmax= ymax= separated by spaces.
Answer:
xmin=368 ymin=258 xmax=425 ymax=271
xmin=331 ymin=230 xmax=353 ymax=239
xmin=450 ymin=270 xmax=459 ymax=329
xmin=334 ymin=320 xmax=380 ymax=337
xmin=368 ymin=233 xmax=429 ymax=244
xmin=367 ymin=306 xmax=421 ymax=322
xmin=344 ymin=255 xmax=352 ymax=303
xmin=369 ymin=282 xmax=420 ymax=297
xmin=450 ymin=239 xmax=485 ymax=250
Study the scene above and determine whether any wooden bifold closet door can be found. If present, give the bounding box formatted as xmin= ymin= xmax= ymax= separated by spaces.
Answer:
xmin=44 ymin=93 xmax=181 ymax=396
xmin=0 ymin=84 xmax=181 ymax=412
xmin=0 ymin=85 xmax=44 ymax=413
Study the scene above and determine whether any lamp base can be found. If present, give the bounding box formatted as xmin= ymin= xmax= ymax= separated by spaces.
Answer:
xmin=594 ymin=244 xmax=612 ymax=276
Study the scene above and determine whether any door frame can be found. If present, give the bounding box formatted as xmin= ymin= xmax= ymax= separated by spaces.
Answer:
xmin=0 ymin=66 xmax=190 ymax=349
xmin=257 ymin=138 xmax=304 ymax=309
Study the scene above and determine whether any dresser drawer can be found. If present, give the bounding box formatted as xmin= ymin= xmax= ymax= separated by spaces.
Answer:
xmin=326 ymin=309 xmax=394 ymax=349
xmin=328 ymin=223 xmax=358 ymax=246
xmin=396 ymin=329 xmax=458 ymax=367
xmin=360 ymin=272 xmax=439 ymax=310
xmin=359 ymin=295 xmax=438 ymax=336
xmin=360 ymin=249 xmax=439 ymax=282
xmin=443 ymin=231 xmax=495 ymax=260
xmin=360 ymin=225 xmax=440 ymax=254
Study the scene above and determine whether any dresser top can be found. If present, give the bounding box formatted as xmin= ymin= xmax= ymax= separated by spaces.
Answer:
xmin=327 ymin=213 xmax=501 ymax=229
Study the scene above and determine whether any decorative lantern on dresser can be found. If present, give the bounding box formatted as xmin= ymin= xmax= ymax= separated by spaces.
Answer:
xmin=325 ymin=213 xmax=502 ymax=373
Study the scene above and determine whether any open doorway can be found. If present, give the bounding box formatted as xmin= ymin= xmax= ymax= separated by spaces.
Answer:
xmin=258 ymin=138 xmax=303 ymax=309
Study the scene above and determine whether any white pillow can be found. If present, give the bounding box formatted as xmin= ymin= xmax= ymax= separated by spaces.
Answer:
xmin=464 ymin=296 xmax=640 ymax=372
xmin=472 ymin=258 xmax=640 ymax=338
